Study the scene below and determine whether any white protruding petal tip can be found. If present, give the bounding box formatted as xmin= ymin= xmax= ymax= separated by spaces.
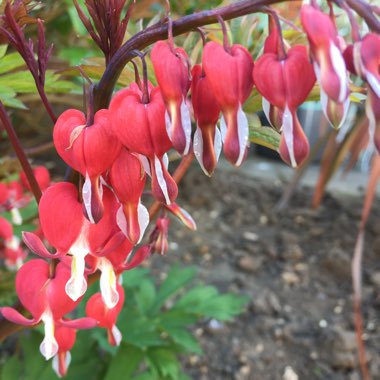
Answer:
xmin=193 ymin=127 xmax=207 ymax=175
xmin=180 ymin=98 xmax=192 ymax=155
xmin=111 ymin=325 xmax=122 ymax=346
xmin=40 ymin=311 xmax=58 ymax=361
xmin=329 ymin=43 xmax=349 ymax=103
xmin=219 ymin=115 xmax=227 ymax=142
xmin=236 ymin=105 xmax=249 ymax=167
xmin=282 ymin=106 xmax=297 ymax=168
xmin=10 ymin=208 xmax=22 ymax=225
xmin=137 ymin=202 xmax=149 ymax=243
xmin=82 ymin=172 xmax=95 ymax=224
xmin=65 ymin=254 xmax=88 ymax=301
xmin=262 ymin=97 xmax=272 ymax=127
xmin=99 ymin=258 xmax=119 ymax=309
xmin=154 ymin=155 xmax=171 ymax=205
xmin=116 ymin=205 xmax=127 ymax=237
xmin=165 ymin=110 xmax=172 ymax=141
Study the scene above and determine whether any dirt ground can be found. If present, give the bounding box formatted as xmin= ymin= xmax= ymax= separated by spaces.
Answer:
xmin=150 ymin=164 xmax=380 ymax=380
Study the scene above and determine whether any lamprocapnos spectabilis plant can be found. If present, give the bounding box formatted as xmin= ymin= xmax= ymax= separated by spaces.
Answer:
xmin=0 ymin=0 xmax=379 ymax=378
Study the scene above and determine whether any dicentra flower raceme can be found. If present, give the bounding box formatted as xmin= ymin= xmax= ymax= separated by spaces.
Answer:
xmin=1 ymin=1 xmax=379 ymax=377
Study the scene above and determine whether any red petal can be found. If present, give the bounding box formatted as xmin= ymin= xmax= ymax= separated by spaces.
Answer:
xmin=0 ymin=307 xmax=38 ymax=326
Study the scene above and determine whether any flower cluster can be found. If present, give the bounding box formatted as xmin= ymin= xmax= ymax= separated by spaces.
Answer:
xmin=1 ymin=1 xmax=379 ymax=377
xmin=0 ymin=165 xmax=50 ymax=269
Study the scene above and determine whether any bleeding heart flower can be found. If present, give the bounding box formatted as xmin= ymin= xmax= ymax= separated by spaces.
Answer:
xmin=86 ymin=284 xmax=125 ymax=346
xmin=0 ymin=259 xmax=96 ymax=360
xmin=253 ymin=45 xmax=315 ymax=167
xmin=22 ymin=182 xmax=90 ymax=301
xmin=191 ymin=64 xmax=222 ymax=176
xmin=53 ymin=108 xmax=122 ymax=223
xmin=202 ymin=41 xmax=254 ymax=166
xmin=110 ymin=82 xmax=178 ymax=205
xmin=301 ymin=4 xmax=350 ymax=128
xmin=345 ymin=33 xmax=380 ymax=153
xmin=352 ymin=33 xmax=380 ymax=98
xmin=87 ymin=186 xmax=125 ymax=257
xmin=0 ymin=217 xmax=27 ymax=270
xmin=109 ymin=148 xmax=149 ymax=245
xmin=0 ymin=216 xmax=13 ymax=241
xmin=0 ymin=181 xmax=26 ymax=225
xmin=150 ymin=216 xmax=170 ymax=255
xmin=278 ymin=109 xmax=310 ymax=167
xmin=20 ymin=166 xmax=51 ymax=192
xmin=52 ymin=325 xmax=76 ymax=378
xmin=151 ymin=41 xmax=192 ymax=155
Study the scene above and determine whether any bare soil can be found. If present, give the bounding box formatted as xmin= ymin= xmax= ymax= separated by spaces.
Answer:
xmin=151 ymin=164 xmax=380 ymax=380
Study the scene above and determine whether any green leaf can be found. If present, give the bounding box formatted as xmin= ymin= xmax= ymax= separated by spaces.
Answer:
xmin=0 ymin=356 xmax=21 ymax=380
xmin=173 ymin=285 xmax=249 ymax=321
xmin=149 ymin=266 xmax=197 ymax=314
xmin=159 ymin=310 xmax=199 ymax=329
xmin=0 ymin=45 xmax=8 ymax=59
xmin=147 ymin=348 xmax=180 ymax=380
xmin=173 ymin=285 xmax=219 ymax=310
xmin=134 ymin=278 xmax=157 ymax=314
xmin=133 ymin=372 xmax=158 ymax=380
xmin=123 ymin=325 xmax=164 ymax=349
xmin=163 ymin=328 xmax=202 ymax=354
xmin=123 ymin=268 xmax=150 ymax=288
xmin=104 ymin=344 xmax=144 ymax=380
xmin=250 ymin=125 xmax=281 ymax=151
xmin=195 ymin=293 xmax=249 ymax=321
xmin=0 ymin=96 xmax=27 ymax=109
xmin=19 ymin=330 xmax=47 ymax=380
xmin=0 ymin=52 xmax=25 ymax=75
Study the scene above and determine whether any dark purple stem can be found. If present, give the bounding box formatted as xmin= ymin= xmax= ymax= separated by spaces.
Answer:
xmin=92 ymin=0 xmax=290 ymax=111
xmin=0 ymin=102 xmax=42 ymax=203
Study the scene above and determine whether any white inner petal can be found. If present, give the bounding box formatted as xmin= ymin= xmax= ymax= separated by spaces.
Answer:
xmin=180 ymin=98 xmax=192 ymax=155
xmin=65 ymin=252 xmax=88 ymax=301
xmin=154 ymin=155 xmax=170 ymax=205
xmin=366 ymin=72 xmax=380 ymax=99
xmin=338 ymin=96 xmax=351 ymax=129
xmin=219 ymin=115 xmax=227 ymax=142
xmin=193 ymin=127 xmax=206 ymax=175
xmin=329 ymin=43 xmax=349 ymax=103
xmin=98 ymin=258 xmax=119 ymax=309
xmin=282 ymin=106 xmax=297 ymax=168
xmin=165 ymin=110 xmax=173 ymax=141
xmin=137 ymin=201 xmax=149 ymax=243
xmin=162 ymin=153 xmax=169 ymax=169
xmin=82 ymin=172 xmax=95 ymax=224
xmin=39 ymin=309 xmax=58 ymax=361
xmin=5 ymin=235 xmax=20 ymax=250
xmin=52 ymin=352 xmax=71 ymax=378
xmin=313 ymin=62 xmax=321 ymax=82
xmin=116 ymin=204 xmax=128 ymax=237
xmin=137 ymin=154 xmax=151 ymax=177
xmin=10 ymin=208 xmax=22 ymax=225
xmin=111 ymin=324 xmax=122 ymax=346
xmin=178 ymin=206 xmax=197 ymax=231
xmin=262 ymin=97 xmax=273 ymax=127
xmin=214 ymin=127 xmax=222 ymax=163
xmin=236 ymin=105 xmax=249 ymax=167
xmin=353 ymin=42 xmax=364 ymax=77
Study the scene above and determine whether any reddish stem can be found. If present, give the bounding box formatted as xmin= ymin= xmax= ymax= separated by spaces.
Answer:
xmin=0 ymin=102 xmax=42 ymax=203
xmin=217 ymin=15 xmax=231 ymax=53
xmin=264 ymin=7 xmax=287 ymax=60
